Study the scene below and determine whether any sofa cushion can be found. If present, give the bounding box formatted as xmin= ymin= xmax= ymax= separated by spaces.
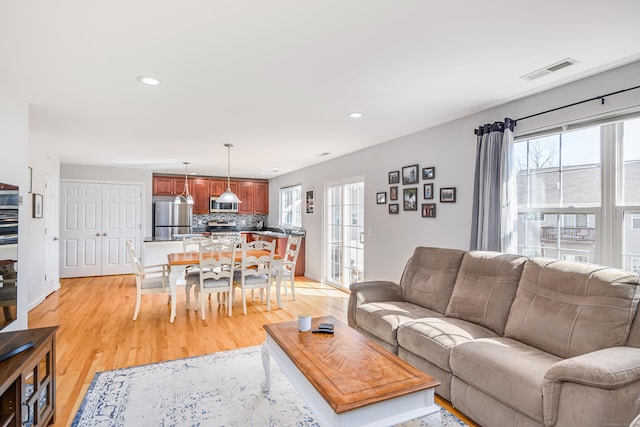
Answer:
xmin=445 ymin=251 xmax=527 ymax=335
xmin=355 ymin=302 xmax=442 ymax=346
xmin=450 ymin=337 xmax=561 ymax=423
xmin=504 ymin=258 xmax=640 ymax=359
xmin=399 ymin=247 xmax=466 ymax=314
xmin=397 ymin=317 xmax=498 ymax=372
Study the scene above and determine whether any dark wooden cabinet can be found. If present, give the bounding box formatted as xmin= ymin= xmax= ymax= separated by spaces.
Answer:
xmin=152 ymin=176 xmax=184 ymax=196
xmin=153 ymin=175 xmax=265 ymax=213
xmin=190 ymin=178 xmax=210 ymax=214
xmin=0 ymin=326 xmax=58 ymax=427
xmin=253 ymin=182 xmax=269 ymax=214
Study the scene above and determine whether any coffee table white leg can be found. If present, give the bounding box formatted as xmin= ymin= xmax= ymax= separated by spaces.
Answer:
xmin=261 ymin=342 xmax=271 ymax=392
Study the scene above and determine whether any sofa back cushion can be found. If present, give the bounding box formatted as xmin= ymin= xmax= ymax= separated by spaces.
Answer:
xmin=445 ymin=251 xmax=527 ymax=335
xmin=504 ymin=258 xmax=640 ymax=358
xmin=400 ymin=247 xmax=466 ymax=314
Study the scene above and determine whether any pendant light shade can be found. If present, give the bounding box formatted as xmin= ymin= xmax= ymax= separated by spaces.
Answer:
xmin=175 ymin=162 xmax=195 ymax=205
xmin=217 ymin=144 xmax=242 ymax=204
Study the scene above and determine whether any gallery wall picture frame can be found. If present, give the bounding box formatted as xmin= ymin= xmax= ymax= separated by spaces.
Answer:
xmin=389 ymin=186 xmax=398 ymax=201
xmin=33 ymin=193 xmax=43 ymax=218
xmin=403 ymin=187 xmax=418 ymax=211
xmin=440 ymin=187 xmax=457 ymax=203
xmin=423 ymin=183 xmax=433 ymax=200
xmin=306 ymin=190 xmax=315 ymax=213
xmin=389 ymin=203 xmax=399 ymax=214
xmin=402 ymin=164 xmax=419 ymax=185
xmin=422 ymin=167 xmax=435 ymax=180
xmin=388 ymin=171 xmax=400 ymax=184
xmin=376 ymin=192 xmax=387 ymax=204
xmin=422 ymin=203 xmax=436 ymax=218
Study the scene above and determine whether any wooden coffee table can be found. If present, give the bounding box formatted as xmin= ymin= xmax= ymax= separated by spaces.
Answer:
xmin=261 ymin=316 xmax=440 ymax=426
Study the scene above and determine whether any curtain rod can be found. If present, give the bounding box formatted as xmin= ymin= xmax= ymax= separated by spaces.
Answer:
xmin=514 ymin=84 xmax=640 ymax=124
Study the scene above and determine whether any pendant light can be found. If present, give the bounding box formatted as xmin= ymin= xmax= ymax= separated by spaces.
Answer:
xmin=174 ymin=161 xmax=194 ymax=205
xmin=217 ymin=144 xmax=242 ymax=204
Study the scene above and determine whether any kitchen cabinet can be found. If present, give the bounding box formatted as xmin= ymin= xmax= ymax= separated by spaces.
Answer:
xmin=0 ymin=326 xmax=58 ymax=427
xmin=236 ymin=180 xmax=269 ymax=214
xmin=152 ymin=176 xmax=184 ymax=196
xmin=190 ymin=178 xmax=210 ymax=214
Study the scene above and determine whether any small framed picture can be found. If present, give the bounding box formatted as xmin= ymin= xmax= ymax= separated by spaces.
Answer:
xmin=389 ymin=186 xmax=398 ymax=201
xmin=423 ymin=183 xmax=433 ymax=200
xmin=33 ymin=193 xmax=43 ymax=218
xmin=388 ymin=204 xmax=399 ymax=214
xmin=376 ymin=192 xmax=387 ymax=204
xmin=402 ymin=164 xmax=419 ymax=185
xmin=440 ymin=187 xmax=456 ymax=203
xmin=422 ymin=203 xmax=436 ymax=218
xmin=388 ymin=171 xmax=400 ymax=184
xmin=306 ymin=190 xmax=315 ymax=214
xmin=403 ymin=187 xmax=418 ymax=211
xmin=422 ymin=167 xmax=435 ymax=180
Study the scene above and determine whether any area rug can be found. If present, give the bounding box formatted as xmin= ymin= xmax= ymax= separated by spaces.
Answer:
xmin=72 ymin=345 xmax=468 ymax=427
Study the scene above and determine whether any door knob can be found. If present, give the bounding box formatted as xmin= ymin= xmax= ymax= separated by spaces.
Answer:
xmin=103 ymin=233 xmax=107 ymax=236
xmin=53 ymin=237 xmax=59 ymax=241
xmin=96 ymin=233 xmax=101 ymax=236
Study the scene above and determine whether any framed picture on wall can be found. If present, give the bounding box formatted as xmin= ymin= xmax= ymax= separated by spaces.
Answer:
xmin=422 ymin=167 xmax=435 ymax=180
xmin=403 ymin=188 xmax=417 ymax=211
xmin=389 ymin=186 xmax=398 ymax=200
xmin=376 ymin=192 xmax=387 ymax=204
xmin=306 ymin=190 xmax=315 ymax=213
xmin=423 ymin=183 xmax=433 ymax=199
xmin=389 ymin=204 xmax=399 ymax=214
xmin=33 ymin=193 xmax=43 ymax=218
xmin=422 ymin=203 xmax=436 ymax=218
xmin=440 ymin=187 xmax=456 ymax=202
xmin=402 ymin=164 xmax=419 ymax=185
xmin=388 ymin=171 xmax=400 ymax=184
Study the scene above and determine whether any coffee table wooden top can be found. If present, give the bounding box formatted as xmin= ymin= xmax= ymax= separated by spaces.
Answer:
xmin=263 ymin=315 xmax=439 ymax=414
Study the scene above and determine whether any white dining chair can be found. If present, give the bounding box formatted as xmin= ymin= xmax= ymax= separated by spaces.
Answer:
xmin=126 ymin=239 xmax=171 ymax=321
xmin=275 ymin=235 xmax=302 ymax=301
xmin=186 ymin=240 xmax=236 ymax=318
xmin=182 ymin=236 xmax=210 ymax=309
xmin=233 ymin=240 xmax=275 ymax=315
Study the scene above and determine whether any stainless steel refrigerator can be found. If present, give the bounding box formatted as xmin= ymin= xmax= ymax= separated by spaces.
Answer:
xmin=154 ymin=201 xmax=192 ymax=239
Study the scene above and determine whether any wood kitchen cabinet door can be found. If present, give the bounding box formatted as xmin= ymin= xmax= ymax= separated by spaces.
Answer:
xmin=253 ymin=181 xmax=269 ymax=214
xmin=191 ymin=178 xmax=210 ymax=213
xmin=236 ymin=181 xmax=254 ymax=214
xmin=153 ymin=176 xmax=183 ymax=195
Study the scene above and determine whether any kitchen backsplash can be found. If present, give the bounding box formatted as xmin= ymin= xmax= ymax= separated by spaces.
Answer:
xmin=192 ymin=213 xmax=268 ymax=231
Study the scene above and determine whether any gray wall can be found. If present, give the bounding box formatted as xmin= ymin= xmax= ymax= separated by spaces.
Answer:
xmin=268 ymin=61 xmax=640 ymax=283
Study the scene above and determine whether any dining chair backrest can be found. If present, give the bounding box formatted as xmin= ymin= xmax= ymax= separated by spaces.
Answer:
xmin=126 ymin=239 xmax=143 ymax=275
xmin=282 ymin=235 xmax=302 ymax=274
xmin=199 ymin=240 xmax=237 ymax=281
xmin=240 ymin=240 xmax=275 ymax=279
xmin=183 ymin=236 xmax=210 ymax=253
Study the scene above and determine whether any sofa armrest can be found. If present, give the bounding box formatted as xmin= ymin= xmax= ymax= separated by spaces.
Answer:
xmin=543 ymin=346 xmax=640 ymax=425
xmin=347 ymin=281 xmax=402 ymax=328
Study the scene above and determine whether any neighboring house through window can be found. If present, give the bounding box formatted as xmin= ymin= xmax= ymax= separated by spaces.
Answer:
xmin=515 ymin=116 xmax=640 ymax=269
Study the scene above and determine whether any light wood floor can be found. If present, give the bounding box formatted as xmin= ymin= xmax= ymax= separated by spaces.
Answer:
xmin=28 ymin=274 xmax=477 ymax=426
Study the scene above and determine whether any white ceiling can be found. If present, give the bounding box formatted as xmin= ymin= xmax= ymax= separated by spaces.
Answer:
xmin=2 ymin=1 xmax=640 ymax=178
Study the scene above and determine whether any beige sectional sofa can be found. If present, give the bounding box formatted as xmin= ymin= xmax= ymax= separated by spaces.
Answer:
xmin=348 ymin=247 xmax=640 ymax=427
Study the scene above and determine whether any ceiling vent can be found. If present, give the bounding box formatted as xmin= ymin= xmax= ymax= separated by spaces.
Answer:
xmin=520 ymin=58 xmax=579 ymax=81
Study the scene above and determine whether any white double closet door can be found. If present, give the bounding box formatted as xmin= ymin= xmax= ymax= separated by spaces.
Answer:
xmin=60 ymin=181 xmax=142 ymax=278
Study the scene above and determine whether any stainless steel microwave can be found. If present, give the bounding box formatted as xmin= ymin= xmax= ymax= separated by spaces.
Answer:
xmin=210 ymin=196 xmax=238 ymax=213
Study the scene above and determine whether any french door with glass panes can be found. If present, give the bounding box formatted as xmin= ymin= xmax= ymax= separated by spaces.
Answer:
xmin=325 ymin=178 xmax=364 ymax=289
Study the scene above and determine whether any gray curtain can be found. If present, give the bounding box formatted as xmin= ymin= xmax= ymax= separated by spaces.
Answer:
xmin=470 ymin=118 xmax=516 ymax=252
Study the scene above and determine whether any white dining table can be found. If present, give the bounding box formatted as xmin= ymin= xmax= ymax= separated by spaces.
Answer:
xmin=165 ymin=250 xmax=284 ymax=323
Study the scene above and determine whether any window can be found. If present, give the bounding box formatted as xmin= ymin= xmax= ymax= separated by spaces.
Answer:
xmin=515 ymin=116 xmax=640 ymax=269
xmin=279 ymin=184 xmax=302 ymax=227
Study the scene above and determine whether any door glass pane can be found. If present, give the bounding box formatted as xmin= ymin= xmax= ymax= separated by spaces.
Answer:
xmin=623 ymin=211 xmax=640 ymax=273
xmin=623 ymin=118 xmax=640 ymax=205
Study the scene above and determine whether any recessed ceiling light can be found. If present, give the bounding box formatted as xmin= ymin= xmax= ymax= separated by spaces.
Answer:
xmin=137 ymin=76 xmax=160 ymax=86
xmin=318 ymin=152 xmax=331 ymax=157
xmin=348 ymin=112 xmax=364 ymax=119
xmin=270 ymin=168 xmax=280 ymax=173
